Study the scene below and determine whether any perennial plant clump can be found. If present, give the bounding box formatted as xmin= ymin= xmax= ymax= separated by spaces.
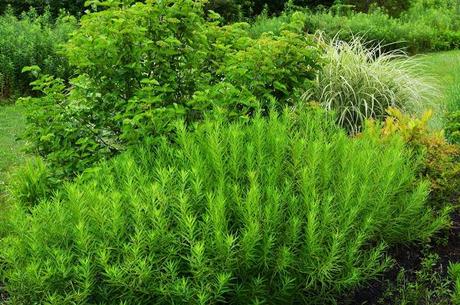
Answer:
xmin=0 ymin=108 xmax=449 ymax=304
xmin=303 ymin=37 xmax=437 ymax=133
xmin=22 ymin=1 xmax=322 ymax=177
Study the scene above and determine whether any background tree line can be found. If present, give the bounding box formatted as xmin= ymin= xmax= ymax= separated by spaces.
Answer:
xmin=0 ymin=0 xmax=413 ymax=20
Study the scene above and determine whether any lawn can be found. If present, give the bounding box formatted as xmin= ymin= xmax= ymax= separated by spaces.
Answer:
xmin=0 ymin=104 xmax=26 ymax=196
xmin=416 ymin=50 xmax=460 ymax=111
xmin=416 ymin=50 xmax=460 ymax=87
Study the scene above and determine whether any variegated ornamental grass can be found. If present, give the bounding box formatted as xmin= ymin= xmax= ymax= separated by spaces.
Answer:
xmin=303 ymin=37 xmax=439 ymax=133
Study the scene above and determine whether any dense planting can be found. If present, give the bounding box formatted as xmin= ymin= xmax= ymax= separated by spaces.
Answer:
xmin=0 ymin=9 xmax=75 ymax=98
xmin=251 ymin=0 xmax=460 ymax=53
xmin=367 ymin=108 xmax=460 ymax=207
xmin=22 ymin=2 xmax=321 ymax=177
xmin=0 ymin=0 xmax=85 ymax=17
xmin=0 ymin=0 xmax=417 ymax=21
xmin=1 ymin=1 xmax=460 ymax=304
xmin=1 ymin=109 xmax=448 ymax=304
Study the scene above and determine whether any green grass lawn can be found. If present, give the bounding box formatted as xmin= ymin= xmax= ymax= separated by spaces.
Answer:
xmin=0 ymin=104 xmax=26 ymax=198
xmin=415 ymin=50 xmax=460 ymax=112
xmin=416 ymin=50 xmax=460 ymax=85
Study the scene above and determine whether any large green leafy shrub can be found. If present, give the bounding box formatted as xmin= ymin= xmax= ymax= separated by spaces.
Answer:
xmin=1 ymin=108 xmax=448 ymax=304
xmin=22 ymin=1 xmax=321 ymax=177
xmin=0 ymin=9 xmax=76 ymax=98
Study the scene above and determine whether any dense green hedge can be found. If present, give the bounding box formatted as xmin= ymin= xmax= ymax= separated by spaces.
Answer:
xmin=250 ymin=0 xmax=460 ymax=53
xmin=304 ymin=10 xmax=460 ymax=53
xmin=0 ymin=0 xmax=416 ymax=20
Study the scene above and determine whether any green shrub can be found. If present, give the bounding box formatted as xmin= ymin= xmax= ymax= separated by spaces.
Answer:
xmin=8 ymin=157 xmax=57 ymax=207
xmin=403 ymin=0 xmax=460 ymax=32
xmin=0 ymin=9 xmax=76 ymax=98
xmin=302 ymin=37 xmax=436 ymax=133
xmin=368 ymin=108 xmax=460 ymax=208
xmin=1 ymin=108 xmax=449 ymax=304
xmin=22 ymin=1 xmax=321 ymax=177
xmin=248 ymin=13 xmax=291 ymax=38
xmin=217 ymin=30 xmax=320 ymax=105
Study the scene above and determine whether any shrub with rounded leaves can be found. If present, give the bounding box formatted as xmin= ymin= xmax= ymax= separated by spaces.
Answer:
xmin=22 ymin=1 xmax=322 ymax=177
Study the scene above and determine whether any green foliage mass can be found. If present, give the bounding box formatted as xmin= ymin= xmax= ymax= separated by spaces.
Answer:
xmin=0 ymin=0 xmax=85 ymax=17
xmin=7 ymin=157 xmax=57 ymax=207
xmin=0 ymin=0 xmax=425 ymax=22
xmin=0 ymin=9 xmax=76 ymax=98
xmin=1 ymin=108 xmax=448 ymax=304
xmin=446 ymin=111 xmax=460 ymax=144
xmin=199 ymin=0 xmax=418 ymax=21
xmin=251 ymin=0 xmax=460 ymax=54
xmin=307 ymin=0 xmax=460 ymax=53
xmin=21 ymin=1 xmax=321 ymax=177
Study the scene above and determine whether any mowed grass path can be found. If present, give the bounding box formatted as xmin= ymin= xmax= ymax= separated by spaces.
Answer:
xmin=0 ymin=104 xmax=26 ymax=197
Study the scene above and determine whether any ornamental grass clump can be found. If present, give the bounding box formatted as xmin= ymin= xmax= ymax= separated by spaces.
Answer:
xmin=0 ymin=108 xmax=448 ymax=304
xmin=303 ymin=37 xmax=438 ymax=133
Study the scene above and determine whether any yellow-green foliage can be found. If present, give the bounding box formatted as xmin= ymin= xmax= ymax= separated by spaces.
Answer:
xmin=8 ymin=157 xmax=56 ymax=207
xmin=367 ymin=107 xmax=460 ymax=206
xmin=0 ymin=109 xmax=448 ymax=304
